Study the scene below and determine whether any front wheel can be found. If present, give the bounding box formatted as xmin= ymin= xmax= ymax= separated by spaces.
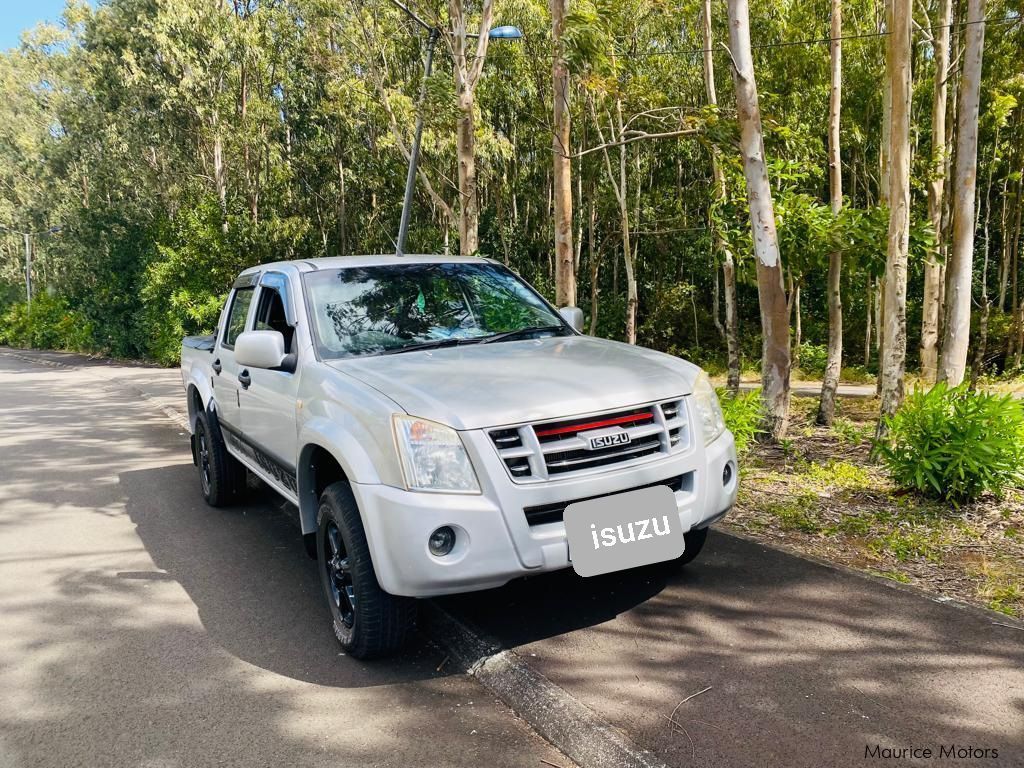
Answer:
xmin=676 ymin=526 xmax=709 ymax=566
xmin=316 ymin=482 xmax=416 ymax=659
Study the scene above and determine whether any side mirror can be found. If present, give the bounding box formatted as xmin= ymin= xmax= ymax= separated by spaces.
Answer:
xmin=559 ymin=306 xmax=584 ymax=333
xmin=235 ymin=330 xmax=287 ymax=369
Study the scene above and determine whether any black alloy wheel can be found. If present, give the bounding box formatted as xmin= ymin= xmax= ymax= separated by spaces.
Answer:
xmin=323 ymin=520 xmax=356 ymax=628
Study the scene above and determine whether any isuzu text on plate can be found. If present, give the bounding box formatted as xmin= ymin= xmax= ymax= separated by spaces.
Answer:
xmin=564 ymin=485 xmax=685 ymax=577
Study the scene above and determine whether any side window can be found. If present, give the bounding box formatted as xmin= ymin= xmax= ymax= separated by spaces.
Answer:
xmin=223 ymin=287 xmax=255 ymax=349
xmin=254 ymin=284 xmax=295 ymax=354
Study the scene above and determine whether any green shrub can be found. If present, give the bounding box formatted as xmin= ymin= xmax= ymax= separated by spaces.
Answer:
xmin=0 ymin=294 xmax=94 ymax=352
xmin=795 ymin=342 xmax=829 ymax=377
xmin=875 ymin=383 xmax=1024 ymax=506
xmin=840 ymin=365 xmax=875 ymax=384
xmin=719 ymin=388 xmax=764 ymax=454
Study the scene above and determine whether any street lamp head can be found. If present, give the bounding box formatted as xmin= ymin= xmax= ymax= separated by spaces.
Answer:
xmin=488 ymin=25 xmax=523 ymax=40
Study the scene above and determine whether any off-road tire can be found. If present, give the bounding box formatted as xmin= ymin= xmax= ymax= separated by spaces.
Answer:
xmin=677 ymin=526 xmax=709 ymax=566
xmin=194 ymin=410 xmax=244 ymax=507
xmin=316 ymin=482 xmax=417 ymax=659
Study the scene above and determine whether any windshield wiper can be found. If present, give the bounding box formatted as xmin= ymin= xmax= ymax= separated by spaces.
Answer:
xmin=480 ymin=325 xmax=567 ymax=344
xmin=380 ymin=337 xmax=484 ymax=355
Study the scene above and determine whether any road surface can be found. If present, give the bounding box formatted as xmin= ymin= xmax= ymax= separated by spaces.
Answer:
xmin=0 ymin=351 xmax=567 ymax=768
xmin=1 ymin=348 xmax=1021 ymax=768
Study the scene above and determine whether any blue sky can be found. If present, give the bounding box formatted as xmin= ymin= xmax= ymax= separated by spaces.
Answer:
xmin=0 ymin=0 xmax=73 ymax=51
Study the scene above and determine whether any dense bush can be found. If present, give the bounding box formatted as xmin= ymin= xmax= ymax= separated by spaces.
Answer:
xmin=719 ymin=388 xmax=764 ymax=455
xmin=0 ymin=294 xmax=94 ymax=352
xmin=795 ymin=342 xmax=829 ymax=377
xmin=876 ymin=383 xmax=1024 ymax=506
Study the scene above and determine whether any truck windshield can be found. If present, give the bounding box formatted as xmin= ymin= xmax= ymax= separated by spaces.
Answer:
xmin=303 ymin=262 xmax=569 ymax=359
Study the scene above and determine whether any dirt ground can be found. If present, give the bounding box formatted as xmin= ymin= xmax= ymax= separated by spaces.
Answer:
xmin=723 ymin=396 xmax=1024 ymax=620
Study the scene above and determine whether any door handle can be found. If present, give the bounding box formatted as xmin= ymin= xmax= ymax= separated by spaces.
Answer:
xmin=238 ymin=370 xmax=251 ymax=389
xmin=212 ymin=358 xmax=222 ymax=375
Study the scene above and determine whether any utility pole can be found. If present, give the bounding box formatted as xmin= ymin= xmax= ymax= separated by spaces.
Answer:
xmin=24 ymin=233 xmax=32 ymax=308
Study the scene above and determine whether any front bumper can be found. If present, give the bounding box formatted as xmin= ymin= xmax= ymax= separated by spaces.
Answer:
xmin=353 ymin=428 xmax=738 ymax=598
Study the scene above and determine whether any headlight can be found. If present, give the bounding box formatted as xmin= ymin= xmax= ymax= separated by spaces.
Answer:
xmin=692 ymin=372 xmax=726 ymax=445
xmin=392 ymin=415 xmax=481 ymax=494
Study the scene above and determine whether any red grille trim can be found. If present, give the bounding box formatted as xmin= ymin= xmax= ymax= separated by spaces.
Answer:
xmin=534 ymin=412 xmax=654 ymax=438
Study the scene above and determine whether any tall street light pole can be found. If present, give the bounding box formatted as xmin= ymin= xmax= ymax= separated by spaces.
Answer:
xmin=396 ymin=27 xmax=439 ymax=257
xmin=24 ymin=233 xmax=32 ymax=309
xmin=1 ymin=224 xmax=62 ymax=309
xmin=388 ymin=0 xmax=521 ymax=256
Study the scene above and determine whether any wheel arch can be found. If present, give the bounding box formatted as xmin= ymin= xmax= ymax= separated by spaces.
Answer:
xmin=297 ymin=442 xmax=351 ymax=535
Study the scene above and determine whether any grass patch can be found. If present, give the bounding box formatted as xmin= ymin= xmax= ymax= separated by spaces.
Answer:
xmin=969 ymin=559 xmax=1024 ymax=618
xmin=871 ymin=529 xmax=945 ymax=563
xmin=868 ymin=568 xmax=912 ymax=584
xmin=799 ymin=459 xmax=872 ymax=490
xmin=831 ymin=417 xmax=870 ymax=445
xmin=825 ymin=513 xmax=874 ymax=536
xmin=765 ymin=493 xmax=821 ymax=533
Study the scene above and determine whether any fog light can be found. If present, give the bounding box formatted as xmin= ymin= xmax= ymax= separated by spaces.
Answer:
xmin=722 ymin=462 xmax=734 ymax=486
xmin=428 ymin=526 xmax=456 ymax=557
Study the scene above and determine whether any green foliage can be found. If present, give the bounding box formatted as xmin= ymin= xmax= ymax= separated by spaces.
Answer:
xmin=140 ymin=197 xmax=307 ymax=364
xmin=876 ymin=383 xmax=1024 ymax=505
xmin=800 ymin=459 xmax=871 ymax=489
xmin=0 ymin=293 xmax=94 ymax=351
xmin=831 ymin=416 xmax=869 ymax=445
xmin=871 ymin=529 xmax=944 ymax=563
xmin=719 ymin=389 xmax=764 ymax=455
xmin=795 ymin=342 xmax=829 ymax=376
xmin=0 ymin=0 xmax=1019 ymax=385
xmin=765 ymin=492 xmax=821 ymax=533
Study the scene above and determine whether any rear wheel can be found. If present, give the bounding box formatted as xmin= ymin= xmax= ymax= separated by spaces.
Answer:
xmin=194 ymin=410 xmax=243 ymax=507
xmin=316 ymin=482 xmax=416 ymax=659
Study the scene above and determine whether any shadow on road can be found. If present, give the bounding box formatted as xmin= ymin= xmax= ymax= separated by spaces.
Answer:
xmin=119 ymin=462 xmax=450 ymax=688
xmin=440 ymin=531 xmax=1024 ymax=767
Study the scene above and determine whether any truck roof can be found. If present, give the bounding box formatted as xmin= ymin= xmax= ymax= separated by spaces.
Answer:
xmin=238 ymin=254 xmax=494 ymax=277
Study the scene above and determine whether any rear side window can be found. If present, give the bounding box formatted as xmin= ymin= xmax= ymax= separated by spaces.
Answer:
xmin=223 ymin=287 xmax=254 ymax=348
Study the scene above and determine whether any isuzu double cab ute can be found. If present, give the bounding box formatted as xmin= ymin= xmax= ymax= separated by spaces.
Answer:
xmin=181 ymin=256 xmax=737 ymax=658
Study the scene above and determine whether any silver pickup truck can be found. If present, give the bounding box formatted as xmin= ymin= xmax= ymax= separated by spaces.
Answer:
xmin=181 ymin=255 xmax=737 ymax=658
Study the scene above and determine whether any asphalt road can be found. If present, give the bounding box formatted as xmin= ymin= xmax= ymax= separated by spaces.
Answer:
xmin=0 ymin=352 xmax=567 ymax=768
xmin=2 ymin=348 xmax=1022 ymax=768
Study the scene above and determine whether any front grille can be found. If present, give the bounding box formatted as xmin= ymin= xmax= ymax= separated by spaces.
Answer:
xmin=488 ymin=398 xmax=690 ymax=483
xmin=523 ymin=473 xmax=693 ymax=526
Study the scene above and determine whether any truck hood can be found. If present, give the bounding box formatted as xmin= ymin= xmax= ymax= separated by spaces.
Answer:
xmin=326 ymin=335 xmax=700 ymax=430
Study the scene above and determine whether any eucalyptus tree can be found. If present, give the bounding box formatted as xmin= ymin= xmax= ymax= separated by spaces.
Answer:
xmin=939 ymin=0 xmax=986 ymax=386
xmin=727 ymin=0 xmax=791 ymax=440
xmin=919 ymin=0 xmax=952 ymax=383
xmin=877 ymin=0 xmax=912 ymax=432
xmin=817 ymin=0 xmax=843 ymax=426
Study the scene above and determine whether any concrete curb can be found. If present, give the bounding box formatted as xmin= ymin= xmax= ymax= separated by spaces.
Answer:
xmin=422 ymin=603 xmax=668 ymax=768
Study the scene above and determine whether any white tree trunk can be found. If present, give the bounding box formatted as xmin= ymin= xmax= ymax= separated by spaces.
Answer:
xmin=551 ymin=0 xmax=576 ymax=307
xmin=727 ymin=0 xmax=791 ymax=440
xmin=920 ymin=0 xmax=953 ymax=382
xmin=703 ymin=0 xmax=740 ymax=392
xmin=449 ymin=0 xmax=495 ymax=256
xmin=818 ymin=0 xmax=843 ymax=425
xmin=878 ymin=0 xmax=913 ymax=429
xmin=938 ymin=0 xmax=986 ymax=385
